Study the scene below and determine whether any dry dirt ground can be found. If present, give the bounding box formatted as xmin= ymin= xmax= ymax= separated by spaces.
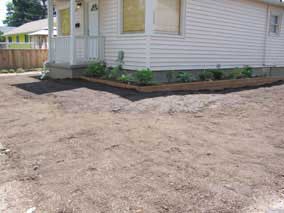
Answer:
xmin=0 ymin=74 xmax=284 ymax=213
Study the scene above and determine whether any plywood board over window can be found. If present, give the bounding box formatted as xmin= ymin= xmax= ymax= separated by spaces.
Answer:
xmin=60 ymin=8 xmax=70 ymax=36
xmin=154 ymin=0 xmax=181 ymax=34
xmin=123 ymin=0 xmax=145 ymax=33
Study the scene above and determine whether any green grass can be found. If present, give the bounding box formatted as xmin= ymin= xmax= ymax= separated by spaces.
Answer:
xmin=0 ymin=68 xmax=43 ymax=74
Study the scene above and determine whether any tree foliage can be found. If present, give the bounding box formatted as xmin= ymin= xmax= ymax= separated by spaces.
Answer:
xmin=4 ymin=0 xmax=47 ymax=27
xmin=0 ymin=31 xmax=5 ymax=42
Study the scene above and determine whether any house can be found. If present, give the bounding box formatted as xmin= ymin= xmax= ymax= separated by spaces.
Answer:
xmin=46 ymin=0 xmax=284 ymax=80
xmin=0 ymin=26 xmax=15 ymax=48
xmin=29 ymin=28 xmax=54 ymax=49
xmin=3 ymin=19 xmax=57 ymax=49
xmin=0 ymin=26 xmax=16 ymax=35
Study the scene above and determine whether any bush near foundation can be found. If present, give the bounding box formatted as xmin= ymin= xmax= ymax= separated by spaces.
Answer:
xmin=199 ymin=71 xmax=214 ymax=81
xmin=177 ymin=72 xmax=194 ymax=83
xmin=134 ymin=68 xmax=154 ymax=85
xmin=228 ymin=66 xmax=253 ymax=79
xmin=86 ymin=60 xmax=106 ymax=77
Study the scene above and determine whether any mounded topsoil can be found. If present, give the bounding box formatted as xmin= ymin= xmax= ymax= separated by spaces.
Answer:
xmin=0 ymin=74 xmax=284 ymax=213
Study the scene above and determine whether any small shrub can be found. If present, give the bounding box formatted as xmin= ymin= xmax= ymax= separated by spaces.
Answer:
xmin=176 ymin=72 xmax=193 ymax=83
xmin=210 ymin=70 xmax=224 ymax=80
xmin=9 ymin=69 xmax=16 ymax=73
xmin=199 ymin=71 xmax=214 ymax=81
xmin=228 ymin=68 xmax=243 ymax=79
xmin=241 ymin=66 xmax=253 ymax=78
xmin=86 ymin=60 xmax=106 ymax=77
xmin=107 ymin=51 xmax=125 ymax=80
xmin=107 ymin=66 xmax=122 ymax=79
xmin=134 ymin=68 xmax=154 ymax=85
xmin=16 ymin=68 xmax=25 ymax=73
xmin=228 ymin=67 xmax=254 ymax=79
xmin=0 ymin=69 xmax=9 ymax=73
xmin=117 ymin=74 xmax=132 ymax=83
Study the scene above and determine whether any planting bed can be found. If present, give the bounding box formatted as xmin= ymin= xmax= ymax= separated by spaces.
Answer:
xmin=81 ymin=76 xmax=284 ymax=93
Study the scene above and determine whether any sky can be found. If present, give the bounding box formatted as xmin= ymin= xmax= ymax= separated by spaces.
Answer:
xmin=0 ymin=0 xmax=9 ymax=26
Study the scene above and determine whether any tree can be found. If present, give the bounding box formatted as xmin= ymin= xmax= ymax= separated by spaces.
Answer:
xmin=0 ymin=31 xmax=5 ymax=42
xmin=4 ymin=0 xmax=47 ymax=27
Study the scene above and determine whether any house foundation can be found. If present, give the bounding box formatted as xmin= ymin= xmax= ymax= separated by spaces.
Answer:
xmin=46 ymin=63 xmax=87 ymax=79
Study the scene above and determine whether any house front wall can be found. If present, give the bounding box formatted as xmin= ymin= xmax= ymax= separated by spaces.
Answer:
xmin=100 ymin=0 xmax=148 ymax=70
xmin=56 ymin=0 xmax=85 ymax=36
xmin=53 ymin=0 xmax=148 ymax=69
xmin=100 ymin=0 xmax=284 ymax=71
xmin=53 ymin=0 xmax=284 ymax=72
xmin=148 ymin=0 xmax=284 ymax=71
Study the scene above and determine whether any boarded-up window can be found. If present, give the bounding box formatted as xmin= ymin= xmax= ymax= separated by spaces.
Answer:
xmin=154 ymin=0 xmax=181 ymax=34
xmin=123 ymin=0 xmax=145 ymax=33
xmin=60 ymin=8 xmax=70 ymax=36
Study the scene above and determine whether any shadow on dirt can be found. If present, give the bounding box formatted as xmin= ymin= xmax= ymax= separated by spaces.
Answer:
xmin=12 ymin=76 xmax=284 ymax=102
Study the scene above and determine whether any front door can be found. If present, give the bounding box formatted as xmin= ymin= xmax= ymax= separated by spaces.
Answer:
xmin=88 ymin=0 xmax=99 ymax=59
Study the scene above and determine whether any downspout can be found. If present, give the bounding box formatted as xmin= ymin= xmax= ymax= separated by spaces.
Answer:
xmin=145 ymin=0 xmax=154 ymax=69
xmin=263 ymin=4 xmax=270 ymax=68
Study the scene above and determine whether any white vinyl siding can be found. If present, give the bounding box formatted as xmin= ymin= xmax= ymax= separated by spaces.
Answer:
xmin=100 ymin=0 xmax=147 ymax=69
xmin=149 ymin=0 xmax=274 ymax=70
xmin=266 ymin=6 xmax=284 ymax=66
xmin=101 ymin=0 xmax=284 ymax=71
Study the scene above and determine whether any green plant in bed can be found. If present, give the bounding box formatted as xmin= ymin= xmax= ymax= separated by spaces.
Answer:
xmin=107 ymin=65 xmax=122 ymax=80
xmin=134 ymin=68 xmax=154 ymax=85
xmin=228 ymin=66 xmax=253 ymax=79
xmin=86 ymin=60 xmax=106 ymax=78
xmin=199 ymin=71 xmax=214 ymax=81
xmin=117 ymin=74 xmax=133 ymax=84
xmin=210 ymin=70 xmax=225 ymax=80
xmin=176 ymin=72 xmax=194 ymax=83
xmin=241 ymin=66 xmax=253 ymax=78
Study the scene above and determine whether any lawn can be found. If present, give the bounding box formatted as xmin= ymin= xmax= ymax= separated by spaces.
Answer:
xmin=0 ymin=74 xmax=284 ymax=212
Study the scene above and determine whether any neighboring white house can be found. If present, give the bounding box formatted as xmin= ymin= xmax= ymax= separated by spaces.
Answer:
xmin=29 ymin=28 xmax=57 ymax=49
xmin=47 ymin=0 xmax=284 ymax=79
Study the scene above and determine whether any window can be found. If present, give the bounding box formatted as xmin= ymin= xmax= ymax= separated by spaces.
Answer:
xmin=122 ymin=0 xmax=145 ymax=33
xmin=270 ymin=14 xmax=281 ymax=34
xmin=60 ymin=8 xmax=70 ymax=36
xmin=8 ymin=37 xmax=12 ymax=43
xmin=16 ymin=35 xmax=20 ymax=43
xmin=154 ymin=0 xmax=181 ymax=34
xmin=24 ymin=35 xmax=29 ymax=43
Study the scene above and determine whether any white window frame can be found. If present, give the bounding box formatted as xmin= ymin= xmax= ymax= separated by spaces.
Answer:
xmin=152 ymin=0 xmax=186 ymax=37
xmin=269 ymin=12 xmax=282 ymax=36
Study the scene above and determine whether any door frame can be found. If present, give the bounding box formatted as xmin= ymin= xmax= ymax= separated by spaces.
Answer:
xmin=85 ymin=0 xmax=100 ymax=37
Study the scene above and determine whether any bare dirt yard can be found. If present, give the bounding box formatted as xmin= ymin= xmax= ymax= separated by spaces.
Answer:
xmin=0 ymin=74 xmax=284 ymax=213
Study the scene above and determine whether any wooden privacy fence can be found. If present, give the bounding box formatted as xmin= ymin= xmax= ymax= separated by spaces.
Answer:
xmin=0 ymin=49 xmax=48 ymax=69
